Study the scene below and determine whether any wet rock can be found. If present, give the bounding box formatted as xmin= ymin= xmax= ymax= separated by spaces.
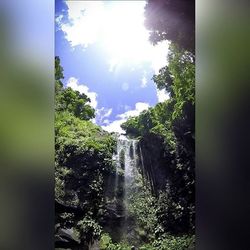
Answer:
xmin=55 ymin=227 xmax=80 ymax=249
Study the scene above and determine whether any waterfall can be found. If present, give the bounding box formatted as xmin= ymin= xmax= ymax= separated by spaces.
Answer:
xmin=105 ymin=134 xmax=158 ymax=247
xmin=113 ymin=135 xmax=139 ymax=243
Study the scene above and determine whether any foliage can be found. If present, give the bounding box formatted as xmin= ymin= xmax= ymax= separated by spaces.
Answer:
xmin=144 ymin=0 xmax=195 ymax=53
xmin=55 ymin=57 xmax=116 ymax=247
xmin=77 ymin=217 xmax=102 ymax=244
xmin=100 ymin=234 xmax=131 ymax=250
xmin=122 ymin=101 xmax=169 ymax=133
xmin=55 ymin=56 xmax=64 ymax=80
xmin=121 ymin=37 xmax=195 ymax=237
xmin=128 ymin=179 xmax=158 ymax=242
xmin=100 ymin=233 xmax=112 ymax=249
xmin=153 ymin=44 xmax=195 ymax=119
xmin=121 ymin=100 xmax=176 ymax=150
xmin=55 ymin=56 xmax=95 ymax=121
xmin=150 ymin=234 xmax=195 ymax=250
xmin=55 ymin=110 xmax=116 ymax=242
xmin=55 ymin=82 xmax=95 ymax=120
xmin=100 ymin=233 xmax=194 ymax=250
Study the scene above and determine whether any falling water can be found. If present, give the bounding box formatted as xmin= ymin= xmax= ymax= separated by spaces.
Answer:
xmin=113 ymin=135 xmax=140 ymax=243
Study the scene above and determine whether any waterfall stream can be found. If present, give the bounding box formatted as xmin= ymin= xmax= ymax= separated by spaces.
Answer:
xmin=113 ymin=135 xmax=140 ymax=243
xmin=101 ymin=134 xmax=157 ymax=248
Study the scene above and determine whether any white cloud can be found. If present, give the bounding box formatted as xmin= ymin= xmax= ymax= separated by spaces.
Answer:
xmin=117 ymin=102 xmax=149 ymax=119
xmin=55 ymin=14 xmax=63 ymax=26
xmin=141 ymin=75 xmax=147 ymax=88
xmin=66 ymin=77 xmax=98 ymax=109
xmin=102 ymin=108 xmax=112 ymax=118
xmin=102 ymin=119 xmax=125 ymax=134
xmin=103 ymin=119 xmax=110 ymax=125
xmin=102 ymin=102 xmax=150 ymax=133
xmin=157 ymin=89 xmax=169 ymax=103
xmin=66 ymin=77 xmax=115 ymax=126
xmin=59 ymin=1 xmax=169 ymax=73
xmin=60 ymin=1 xmax=105 ymax=48
xmin=95 ymin=107 xmax=112 ymax=125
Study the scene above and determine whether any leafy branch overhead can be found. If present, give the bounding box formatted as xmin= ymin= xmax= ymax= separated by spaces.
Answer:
xmin=144 ymin=0 xmax=195 ymax=53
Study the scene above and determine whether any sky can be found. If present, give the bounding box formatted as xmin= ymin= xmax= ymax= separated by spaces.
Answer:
xmin=55 ymin=0 xmax=169 ymax=133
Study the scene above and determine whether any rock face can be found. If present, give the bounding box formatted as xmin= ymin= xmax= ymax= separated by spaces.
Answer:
xmin=138 ymin=133 xmax=172 ymax=195
xmin=55 ymin=227 xmax=81 ymax=249
xmin=89 ymin=240 xmax=99 ymax=250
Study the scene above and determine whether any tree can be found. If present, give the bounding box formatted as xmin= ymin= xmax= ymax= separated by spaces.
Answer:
xmin=54 ymin=57 xmax=116 ymax=248
xmin=121 ymin=43 xmax=195 ymax=236
xmin=144 ymin=0 xmax=195 ymax=53
xmin=55 ymin=56 xmax=64 ymax=81
xmin=153 ymin=44 xmax=195 ymax=119
xmin=55 ymin=56 xmax=95 ymax=120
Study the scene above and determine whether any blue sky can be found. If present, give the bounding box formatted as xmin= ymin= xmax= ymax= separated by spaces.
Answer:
xmin=55 ymin=0 xmax=169 ymax=133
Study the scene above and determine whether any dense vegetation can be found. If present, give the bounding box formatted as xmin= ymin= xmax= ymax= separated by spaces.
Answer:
xmin=55 ymin=0 xmax=195 ymax=249
xmin=119 ymin=0 xmax=195 ymax=247
xmin=121 ymin=43 xmax=195 ymax=238
xmin=55 ymin=57 xmax=117 ymax=249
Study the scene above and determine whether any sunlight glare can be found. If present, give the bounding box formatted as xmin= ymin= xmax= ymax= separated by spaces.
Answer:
xmin=101 ymin=1 xmax=152 ymax=65
xmin=61 ymin=1 xmax=169 ymax=73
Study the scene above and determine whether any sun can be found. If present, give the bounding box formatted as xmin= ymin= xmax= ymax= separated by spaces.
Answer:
xmin=101 ymin=1 xmax=151 ymax=64
xmin=60 ymin=1 xmax=169 ymax=73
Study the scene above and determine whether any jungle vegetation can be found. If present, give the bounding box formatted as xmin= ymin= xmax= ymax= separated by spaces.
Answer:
xmin=55 ymin=1 xmax=195 ymax=249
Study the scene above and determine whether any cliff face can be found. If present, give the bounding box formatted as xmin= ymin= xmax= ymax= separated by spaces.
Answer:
xmin=137 ymin=133 xmax=173 ymax=195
